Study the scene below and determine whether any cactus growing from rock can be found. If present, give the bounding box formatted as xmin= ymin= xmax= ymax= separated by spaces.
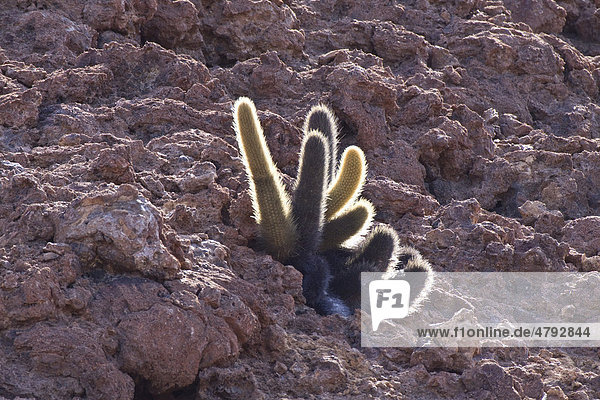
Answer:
xmin=233 ymin=98 xmax=433 ymax=316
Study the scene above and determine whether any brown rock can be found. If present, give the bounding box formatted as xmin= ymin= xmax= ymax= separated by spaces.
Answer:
xmin=509 ymin=366 xmax=544 ymax=399
xmin=574 ymin=7 xmax=600 ymax=42
xmin=410 ymin=347 xmax=476 ymax=373
xmin=90 ymin=147 xmax=136 ymax=184
xmin=308 ymin=355 xmax=349 ymax=393
xmin=34 ymin=65 xmax=113 ymax=104
xmin=449 ymin=25 xmax=564 ymax=75
xmin=0 ymin=10 xmax=95 ymax=70
xmin=76 ymin=42 xmax=211 ymax=100
xmin=0 ymin=265 xmax=61 ymax=329
xmin=518 ymin=200 xmax=565 ymax=236
xmin=461 ymin=359 xmax=521 ymax=400
xmin=176 ymin=161 xmax=217 ymax=193
xmin=141 ymin=0 xmax=203 ymax=51
xmin=325 ymin=60 xmax=398 ymax=150
xmin=0 ymin=89 xmax=42 ymax=128
xmin=12 ymin=325 xmax=134 ymax=400
xmin=83 ymin=0 xmax=157 ymax=34
xmin=400 ymin=88 xmax=444 ymax=125
xmin=372 ymin=22 xmax=429 ymax=63
xmin=562 ymin=216 xmax=600 ymax=256
xmin=363 ymin=177 xmax=439 ymax=220
xmin=199 ymin=0 xmax=305 ymax=65
xmin=504 ymin=0 xmax=567 ymax=33
xmin=499 ymin=113 xmax=533 ymax=137
xmin=426 ymin=371 xmax=464 ymax=398
xmin=164 ymin=184 xmax=231 ymax=235
xmin=118 ymin=303 xmax=207 ymax=394
xmin=197 ymin=365 xmax=264 ymax=400
xmin=0 ymin=61 xmax=47 ymax=87
xmin=54 ymin=184 xmax=181 ymax=279
xmin=417 ymin=198 xmax=571 ymax=273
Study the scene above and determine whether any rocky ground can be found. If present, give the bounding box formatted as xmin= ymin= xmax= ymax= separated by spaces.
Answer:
xmin=1 ymin=0 xmax=600 ymax=399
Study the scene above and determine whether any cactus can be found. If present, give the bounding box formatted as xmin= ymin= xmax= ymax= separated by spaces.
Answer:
xmin=233 ymin=97 xmax=297 ymax=261
xmin=326 ymin=226 xmax=433 ymax=311
xmin=289 ymin=131 xmax=335 ymax=313
xmin=325 ymin=146 xmax=366 ymax=220
xmin=292 ymin=131 xmax=329 ymax=256
xmin=346 ymin=225 xmax=400 ymax=270
xmin=320 ymin=198 xmax=374 ymax=251
xmin=392 ymin=245 xmax=434 ymax=314
xmin=304 ymin=104 xmax=338 ymax=184
xmin=233 ymin=97 xmax=433 ymax=316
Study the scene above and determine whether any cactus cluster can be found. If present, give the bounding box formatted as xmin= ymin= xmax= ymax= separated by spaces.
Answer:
xmin=233 ymin=97 xmax=432 ymax=316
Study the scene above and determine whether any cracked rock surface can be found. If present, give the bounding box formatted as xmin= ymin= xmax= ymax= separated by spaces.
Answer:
xmin=1 ymin=0 xmax=600 ymax=399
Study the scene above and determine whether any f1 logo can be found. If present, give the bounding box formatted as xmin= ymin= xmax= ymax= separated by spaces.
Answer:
xmin=369 ymin=280 xmax=411 ymax=331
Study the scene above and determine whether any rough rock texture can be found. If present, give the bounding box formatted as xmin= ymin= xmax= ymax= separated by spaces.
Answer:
xmin=1 ymin=0 xmax=600 ymax=399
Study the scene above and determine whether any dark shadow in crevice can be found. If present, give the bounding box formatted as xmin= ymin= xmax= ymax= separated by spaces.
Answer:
xmin=220 ymin=200 xmax=232 ymax=226
xmin=133 ymin=377 xmax=198 ymax=400
xmin=490 ymin=185 xmax=520 ymax=218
